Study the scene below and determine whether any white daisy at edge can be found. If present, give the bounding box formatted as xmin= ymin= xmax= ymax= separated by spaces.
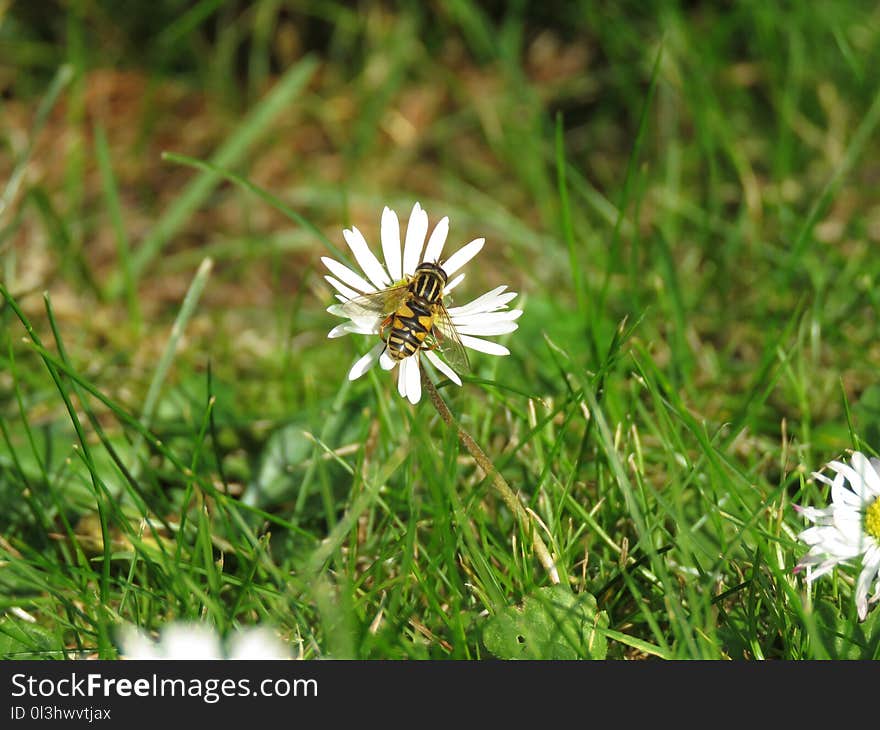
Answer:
xmin=794 ymin=450 xmax=880 ymax=621
xmin=322 ymin=202 xmax=522 ymax=404
xmin=117 ymin=623 xmax=292 ymax=660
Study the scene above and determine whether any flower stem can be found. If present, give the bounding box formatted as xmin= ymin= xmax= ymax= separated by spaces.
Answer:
xmin=421 ymin=370 xmax=560 ymax=585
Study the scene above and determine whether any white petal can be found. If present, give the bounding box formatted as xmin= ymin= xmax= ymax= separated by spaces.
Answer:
xmin=447 ymin=287 xmax=517 ymax=316
xmin=831 ymin=471 xmax=863 ymax=508
xmin=799 ymin=522 xmax=863 ymax=556
xmin=798 ymin=525 xmax=832 ymax=546
xmin=327 ymin=304 xmax=381 ymax=332
xmin=402 ymin=202 xmax=429 ymax=276
xmin=829 ymin=537 xmax=868 ymax=561
xmin=806 ymin=558 xmax=842 ymax=581
xmin=453 ymin=307 xmax=523 ymax=322
xmin=379 ymin=350 xmax=396 ymax=370
xmin=829 ymin=459 xmax=872 ymax=501
xmin=820 ymin=536 xmax=863 ymax=559
xmin=796 ymin=549 xmax=825 ymax=568
xmin=423 ymin=216 xmax=449 ymax=264
xmin=447 ymin=285 xmax=507 ymax=312
xmin=328 ymin=323 xmax=353 ymax=338
xmin=850 ymin=452 xmax=880 ymax=497
xmin=227 ymin=628 xmax=291 ymax=660
xmin=348 ymin=343 xmax=384 ymax=380
xmin=798 ymin=525 xmax=848 ymax=548
xmin=856 ymin=545 xmax=880 ymax=620
xmin=441 ymin=238 xmax=484 ymax=277
xmin=795 ymin=504 xmax=834 ymax=523
xmin=344 ymin=227 xmax=390 ymax=289
xmin=397 ymin=357 xmax=409 ymax=398
xmin=444 ymin=273 xmax=465 ymax=294
xmin=322 ymin=257 xmax=376 ymax=294
xmin=160 ymin=624 xmax=224 ymax=660
xmin=353 ymin=319 xmax=380 ymax=335
xmin=425 ymin=349 xmax=462 ymax=386
xmin=359 ymin=320 xmax=381 ymax=334
xmin=117 ymin=626 xmax=162 ymax=660
xmin=325 ymin=275 xmax=361 ymax=301
xmin=796 ymin=554 xmax=831 ymax=578
xmin=459 ymin=334 xmax=510 ymax=356
xmin=834 ymin=513 xmax=867 ymax=544
xmin=453 ymin=319 xmax=520 ymax=336
xmin=405 ymin=355 xmax=422 ymax=404
xmin=451 ymin=309 xmax=523 ymax=327
xmin=381 ymin=207 xmax=402 ymax=281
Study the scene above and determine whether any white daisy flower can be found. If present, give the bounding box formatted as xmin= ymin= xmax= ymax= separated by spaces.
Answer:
xmin=323 ymin=202 xmax=522 ymax=404
xmin=117 ymin=623 xmax=292 ymax=660
xmin=794 ymin=450 xmax=880 ymax=621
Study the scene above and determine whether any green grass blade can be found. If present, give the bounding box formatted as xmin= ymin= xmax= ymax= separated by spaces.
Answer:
xmin=94 ymin=121 xmax=141 ymax=332
xmin=129 ymin=257 xmax=214 ymax=478
xmin=0 ymin=64 xmax=73 ymax=225
xmin=554 ymin=112 xmax=586 ymax=320
xmin=161 ymin=151 xmax=346 ymax=262
xmin=598 ymin=41 xmax=664 ymax=314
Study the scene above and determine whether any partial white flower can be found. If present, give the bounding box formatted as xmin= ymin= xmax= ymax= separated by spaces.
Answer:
xmin=117 ymin=623 xmax=292 ymax=660
xmin=323 ymin=202 xmax=522 ymax=404
xmin=794 ymin=451 xmax=880 ymax=621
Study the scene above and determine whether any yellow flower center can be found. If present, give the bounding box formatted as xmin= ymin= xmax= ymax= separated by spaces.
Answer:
xmin=866 ymin=497 xmax=880 ymax=541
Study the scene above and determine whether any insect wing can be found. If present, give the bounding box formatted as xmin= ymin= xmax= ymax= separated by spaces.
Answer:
xmin=432 ymin=305 xmax=471 ymax=374
xmin=338 ymin=283 xmax=410 ymax=321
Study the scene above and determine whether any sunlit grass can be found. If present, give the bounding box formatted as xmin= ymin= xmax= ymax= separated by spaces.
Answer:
xmin=2 ymin=1 xmax=880 ymax=659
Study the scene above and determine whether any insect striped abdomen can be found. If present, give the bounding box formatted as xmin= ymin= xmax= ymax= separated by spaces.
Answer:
xmin=387 ymin=299 xmax=433 ymax=360
xmin=381 ymin=261 xmax=452 ymax=362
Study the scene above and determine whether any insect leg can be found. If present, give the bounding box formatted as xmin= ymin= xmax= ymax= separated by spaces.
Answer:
xmin=378 ymin=314 xmax=394 ymax=341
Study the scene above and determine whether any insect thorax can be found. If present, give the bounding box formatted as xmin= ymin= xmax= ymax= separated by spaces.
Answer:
xmin=410 ymin=262 xmax=447 ymax=304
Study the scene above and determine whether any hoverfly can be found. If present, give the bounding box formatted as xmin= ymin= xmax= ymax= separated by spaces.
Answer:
xmin=338 ymin=261 xmax=470 ymax=373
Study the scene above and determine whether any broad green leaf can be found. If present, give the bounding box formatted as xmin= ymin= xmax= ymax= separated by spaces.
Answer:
xmin=815 ymin=599 xmax=880 ymax=660
xmin=483 ymin=585 xmax=608 ymax=660
xmin=246 ymin=421 xmax=313 ymax=507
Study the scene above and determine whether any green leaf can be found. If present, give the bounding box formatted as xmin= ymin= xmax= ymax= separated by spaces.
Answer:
xmin=247 ymin=421 xmax=313 ymax=507
xmin=815 ymin=599 xmax=880 ymax=659
xmin=483 ymin=586 xmax=608 ymax=660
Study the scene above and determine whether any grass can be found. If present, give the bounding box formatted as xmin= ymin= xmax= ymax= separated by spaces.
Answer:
xmin=2 ymin=0 xmax=880 ymax=659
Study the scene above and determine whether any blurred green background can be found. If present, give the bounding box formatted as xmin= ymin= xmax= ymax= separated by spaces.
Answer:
xmin=2 ymin=1 xmax=880 ymax=658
